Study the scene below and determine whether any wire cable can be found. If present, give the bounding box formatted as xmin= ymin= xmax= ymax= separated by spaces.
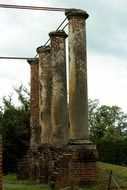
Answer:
xmin=0 ymin=6 xmax=68 ymax=60
xmin=0 ymin=56 xmax=32 ymax=60
xmin=35 ymin=18 xmax=68 ymax=58
xmin=44 ymin=18 xmax=68 ymax=47
xmin=0 ymin=3 xmax=66 ymax=12
xmin=56 ymin=18 xmax=67 ymax=31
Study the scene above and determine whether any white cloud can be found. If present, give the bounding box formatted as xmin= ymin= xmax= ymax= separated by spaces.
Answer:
xmin=88 ymin=53 xmax=127 ymax=112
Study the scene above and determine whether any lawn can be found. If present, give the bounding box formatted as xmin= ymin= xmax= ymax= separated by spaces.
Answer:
xmin=87 ymin=162 xmax=127 ymax=190
xmin=3 ymin=162 xmax=127 ymax=190
xmin=3 ymin=174 xmax=51 ymax=190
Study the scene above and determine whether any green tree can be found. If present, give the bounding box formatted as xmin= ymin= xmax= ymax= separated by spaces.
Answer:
xmin=88 ymin=99 xmax=127 ymax=143
xmin=88 ymin=99 xmax=127 ymax=165
xmin=0 ymin=85 xmax=30 ymax=173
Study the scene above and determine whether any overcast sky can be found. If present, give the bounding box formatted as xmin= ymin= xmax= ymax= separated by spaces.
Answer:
xmin=0 ymin=0 xmax=127 ymax=111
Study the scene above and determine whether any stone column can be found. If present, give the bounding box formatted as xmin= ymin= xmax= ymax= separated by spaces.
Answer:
xmin=65 ymin=9 xmax=89 ymax=142
xmin=49 ymin=30 xmax=68 ymax=146
xmin=36 ymin=46 xmax=52 ymax=146
xmin=28 ymin=58 xmax=40 ymax=148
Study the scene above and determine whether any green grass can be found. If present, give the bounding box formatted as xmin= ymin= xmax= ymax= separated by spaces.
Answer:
xmin=3 ymin=162 xmax=127 ymax=190
xmin=3 ymin=174 xmax=51 ymax=190
xmin=85 ymin=162 xmax=127 ymax=190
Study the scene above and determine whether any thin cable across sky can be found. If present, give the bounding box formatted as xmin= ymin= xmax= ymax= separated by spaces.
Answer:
xmin=0 ymin=4 xmax=68 ymax=60
xmin=0 ymin=3 xmax=66 ymax=12
xmin=0 ymin=57 xmax=31 ymax=60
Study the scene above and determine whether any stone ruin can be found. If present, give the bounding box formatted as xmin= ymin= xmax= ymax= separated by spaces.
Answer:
xmin=17 ymin=9 xmax=97 ymax=189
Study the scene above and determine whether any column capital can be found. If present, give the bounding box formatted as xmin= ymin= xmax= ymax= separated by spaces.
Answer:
xmin=49 ymin=30 xmax=68 ymax=39
xmin=65 ymin=8 xmax=89 ymax=20
xmin=36 ymin=45 xmax=51 ymax=54
xmin=27 ymin=58 xmax=38 ymax=65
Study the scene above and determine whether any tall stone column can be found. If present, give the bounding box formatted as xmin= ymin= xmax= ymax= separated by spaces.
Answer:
xmin=49 ymin=30 xmax=68 ymax=146
xmin=27 ymin=58 xmax=40 ymax=148
xmin=36 ymin=46 xmax=52 ymax=146
xmin=65 ymin=9 xmax=89 ymax=142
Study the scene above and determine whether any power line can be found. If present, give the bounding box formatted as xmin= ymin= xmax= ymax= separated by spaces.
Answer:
xmin=0 ymin=3 xmax=66 ymax=12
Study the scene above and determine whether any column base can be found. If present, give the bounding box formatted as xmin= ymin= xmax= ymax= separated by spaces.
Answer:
xmin=17 ymin=142 xmax=97 ymax=189
xmin=69 ymin=143 xmax=97 ymax=187
xmin=51 ymin=142 xmax=97 ymax=190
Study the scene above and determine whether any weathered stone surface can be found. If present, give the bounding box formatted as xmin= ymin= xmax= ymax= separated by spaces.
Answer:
xmin=27 ymin=58 xmax=41 ymax=148
xmin=18 ymin=9 xmax=97 ymax=189
xmin=65 ymin=9 xmax=89 ymax=141
xmin=49 ymin=30 xmax=68 ymax=146
xmin=37 ymin=46 xmax=52 ymax=145
xmin=65 ymin=9 xmax=89 ymax=19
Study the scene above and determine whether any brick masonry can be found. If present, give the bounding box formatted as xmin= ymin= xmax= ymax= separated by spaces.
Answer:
xmin=18 ymin=145 xmax=97 ymax=189
xmin=28 ymin=59 xmax=41 ymax=148
xmin=18 ymin=9 xmax=97 ymax=190
xmin=37 ymin=46 xmax=52 ymax=145
xmin=52 ymin=147 xmax=97 ymax=190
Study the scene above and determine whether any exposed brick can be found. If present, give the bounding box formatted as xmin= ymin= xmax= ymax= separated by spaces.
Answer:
xmin=17 ymin=9 xmax=97 ymax=190
xmin=28 ymin=59 xmax=41 ymax=148
xmin=37 ymin=46 xmax=52 ymax=145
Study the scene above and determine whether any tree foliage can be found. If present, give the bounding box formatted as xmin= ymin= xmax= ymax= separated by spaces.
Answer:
xmin=89 ymin=99 xmax=127 ymax=165
xmin=0 ymin=85 xmax=30 ymax=173
xmin=1 ymin=86 xmax=127 ymax=173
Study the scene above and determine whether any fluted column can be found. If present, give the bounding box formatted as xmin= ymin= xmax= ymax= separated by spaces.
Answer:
xmin=36 ymin=46 xmax=52 ymax=146
xmin=65 ymin=9 xmax=89 ymax=142
xmin=27 ymin=58 xmax=40 ymax=148
xmin=49 ymin=30 xmax=68 ymax=146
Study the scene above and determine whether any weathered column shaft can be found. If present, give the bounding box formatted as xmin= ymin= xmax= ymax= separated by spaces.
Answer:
xmin=49 ymin=30 xmax=68 ymax=146
xmin=65 ymin=9 xmax=89 ymax=141
xmin=28 ymin=58 xmax=40 ymax=148
xmin=37 ymin=46 xmax=52 ymax=145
